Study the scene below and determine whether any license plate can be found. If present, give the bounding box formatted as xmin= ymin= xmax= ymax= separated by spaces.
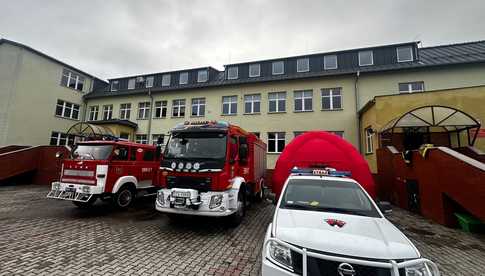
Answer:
xmin=172 ymin=191 xmax=190 ymax=198
xmin=66 ymin=187 xmax=76 ymax=193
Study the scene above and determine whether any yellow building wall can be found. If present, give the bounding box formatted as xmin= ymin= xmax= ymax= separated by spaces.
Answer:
xmin=360 ymin=85 xmax=485 ymax=173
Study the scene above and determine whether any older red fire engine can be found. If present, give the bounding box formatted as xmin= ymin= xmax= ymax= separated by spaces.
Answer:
xmin=47 ymin=140 xmax=162 ymax=209
xmin=156 ymin=121 xmax=267 ymax=226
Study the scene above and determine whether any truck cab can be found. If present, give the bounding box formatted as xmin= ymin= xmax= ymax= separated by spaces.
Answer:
xmin=47 ymin=140 xmax=162 ymax=209
xmin=155 ymin=120 xmax=266 ymax=226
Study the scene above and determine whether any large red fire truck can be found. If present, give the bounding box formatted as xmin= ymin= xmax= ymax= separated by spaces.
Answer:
xmin=47 ymin=140 xmax=162 ymax=209
xmin=155 ymin=121 xmax=266 ymax=226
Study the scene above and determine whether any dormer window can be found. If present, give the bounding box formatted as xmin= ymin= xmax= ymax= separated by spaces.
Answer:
xmin=297 ymin=58 xmax=309 ymax=72
xmin=249 ymin=64 xmax=260 ymax=77
xmin=227 ymin=66 xmax=238 ymax=80
xmin=146 ymin=76 xmax=154 ymax=88
xmin=162 ymin=74 xmax=171 ymax=86
xmin=272 ymin=61 xmax=284 ymax=75
xmin=197 ymin=70 xmax=208 ymax=83
xmin=111 ymin=81 xmax=119 ymax=92
xmin=128 ymin=78 xmax=136 ymax=89
xmin=358 ymin=50 xmax=374 ymax=66
xmin=179 ymin=72 xmax=188 ymax=85
xmin=397 ymin=46 xmax=413 ymax=62
xmin=324 ymin=55 xmax=338 ymax=70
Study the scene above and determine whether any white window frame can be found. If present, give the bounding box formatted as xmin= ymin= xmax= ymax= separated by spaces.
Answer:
xmin=162 ymin=74 xmax=171 ymax=86
xmin=154 ymin=101 xmax=167 ymax=118
xmin=128 ymin=78 xmax=136 ymax=89
xmin=146 ymin=76 xmax=154 ymax=88
xmin=61 ymin=69 xmax=85 ymax=92
xmin=179 ymin=72 xmax=189 ymax=85
xmin=244 ymin=94 xmax=261 ymax=114
xmin=324 ymin=55 xmax=338 ymax=70
xmin=397 ymin=46 xmax=413 ymax=62
xmin=138 ymin=102 xmax=151 ymax=119
xmin=294 ymin=90 xmax=313 ymax=112
xmin=152 ymin=134 xmax=165 ymax=146
xmin=249 ymin=64 xmax=261 ymax=77
xmin=50 ymin=131 xmax=75 ymax=146
xmin=191 ymin=98 xmax=206 ymax=117
xmin=172 ymin=99 xmax=186 ymax=117
xmin=135 ymin=134 xmax=148 ymax=144
xmin=268 ymin=92 xmax=286 ymax=113
xmin=321 ymin=88 xmax=342 ymax=110
xmin=88 ymin=106 xmax=99 ymax=121
xmin=268 ymin=132 xmax=285 ymax=153
xmin=102 ymin=105 xmax=113 ymax=120
xmin=399 ymin=81 xmax=425 ymax=93
xmin=222 ymin=96 xmax=238 ymax=115
xmin=197 ymin=70 xmax=208 ymax=83
xmin=227 ymin=66 xmax=238 ymax=80
xmin=111 ymin=80 xmax=119 ymax=92
xmin=365 ymin=128 xmax=374 ymax=154
xmin=296 ymin=58 xmax=309 ymax=72
xmin=119 ymin=103 xmax=131 ymax=120
xmin=56 ymin=100 xmax=80 ymax=120
xmin=272 ymin=61 xmax=284 ymax=75
xmin=358 ymin=50 xmax=374 ymax=66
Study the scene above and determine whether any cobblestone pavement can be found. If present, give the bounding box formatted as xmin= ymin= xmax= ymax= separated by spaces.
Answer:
xmin=0 ymin=185 xmax=484 ymax=276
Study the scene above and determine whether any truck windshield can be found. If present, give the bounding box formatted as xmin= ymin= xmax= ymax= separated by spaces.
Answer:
xmin=165 ymin=132 xmax=227 ymax=160
xmin=281 ymin=179 xmax=380 ymax=218
xmin=72 ymin=145 xmax=113 ymax=160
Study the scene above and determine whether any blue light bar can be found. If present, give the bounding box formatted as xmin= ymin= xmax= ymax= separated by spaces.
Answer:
xmin=290 ymin=167 xmax=351 ymax=177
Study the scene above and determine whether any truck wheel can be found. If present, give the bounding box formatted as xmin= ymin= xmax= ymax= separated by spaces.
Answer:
xmin=254 ymin=181 xmax=265 ymax=202
xmin=112 ymin=186 xmax=135 ymax=209
xmin=72 ymin=196 xmax=97 ymax=208
xmin=227 ymin=189 xmax=246 ymax=227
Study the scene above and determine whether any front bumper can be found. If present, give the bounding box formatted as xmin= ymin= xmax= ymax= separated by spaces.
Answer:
xmin=155 ymin=188 xmax=238 ymax=217
xmin=47 ymin=181 xmax=101 ymax=202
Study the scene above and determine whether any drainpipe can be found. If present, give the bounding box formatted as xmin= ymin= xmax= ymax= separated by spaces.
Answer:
xmin=147 ymin=88 xmax=154 ymax=144
xmin=354 ymin=71 xmax=362 ymax=153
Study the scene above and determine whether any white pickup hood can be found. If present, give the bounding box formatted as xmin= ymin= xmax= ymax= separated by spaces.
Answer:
xmin=275 ymin=209 xmax=420 ymax=260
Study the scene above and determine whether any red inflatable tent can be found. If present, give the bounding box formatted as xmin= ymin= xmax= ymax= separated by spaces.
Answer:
xmin=271 ymin=131 xmax=376 ymax=200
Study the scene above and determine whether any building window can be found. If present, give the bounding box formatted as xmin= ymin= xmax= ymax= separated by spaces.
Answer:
xmin=244 ymin=94 xmax=261 ymax=114
xmin=179 ymin=72 xmax=189 ymax=85
xmin=359 ymin=50 xmax=374 ymax=66
xmin=135 ymin=134 xmax=148 ymax=144
xmin=294 ymin=131 xmax=306 ymax=137
xmin=191 ymin=98 xmax=206 ymax=117
xmin=321 ymin=88 xmax=342 ymax=110
xmin=55 ymin=100 xmax=80 ymax=120
xmin=120 ymin=132 xmax=130 ymax=140
xmin=222 ymin=96 xmax=238 ymax=115
xmin=197 ymin=70 xmax=208 ymax=83
xmin=399 ymin=81 xmax=424 ymax=93
xmin=272 ymin=61 xmax=284 ymax=75
xmin=60 ymin=69 xmax=85 ymax=92
xmin=324 ymin=55 xmax=338 ymax=70
xmin=152 ymin=134 xmax=165 ymax=146
xmin=251 ymin=132 xmax=260 ymax=138
xmin=146 ymin=76 xmax=154 ymax=88
xmin=365 ymin=128 xmax=373 ymax=154
xmin=50 ymin=131 xmax=75 ymax=146
xmin=154 ymin=101 xmax=167 ymax=118
xmin=111 ymin=81 xmax=119 ymax=92
xmin=119 ymin=103 xmax=131 ymax=120
xmin=103 ymin=105 xmax=113 ymax=120
xmin=227 ymin=66 xmax=238 ymax=80
xmin=268 ymin=92 xmax=286 ymax=113
xmin=397 ymin=46 xmax=413 ymax=62
xmin=172 ymin=99 xmax=186 ymax=117
xmin=268 ymin=132 xmax=285 ymax=153
xmin=128 ymin=78 xmax=136 ymax=89
xmin=88 ymin=106 xmax=99 ymax=121
xmin=162 ymin=74 xmax=171 ymax=86
xmin=294 ymin=90 xmax=313 ymax=112
xmin=297 ymin=58 xmax=309 ymax=72
xmin=249 ymin=64 xmax=261 ymax=77
xmin=138 ymin=102 xmax=151 ymax=119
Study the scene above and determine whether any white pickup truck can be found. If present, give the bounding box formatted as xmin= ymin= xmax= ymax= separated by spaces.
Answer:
xmin=262 ymin=168 xmax=440 ymax=276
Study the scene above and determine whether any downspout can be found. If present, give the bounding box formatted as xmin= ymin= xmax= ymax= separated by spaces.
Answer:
xmin=354 ymin=71 xmax=362 ymax=153
xmin=147 ymin=88 xmax=154 ymax=144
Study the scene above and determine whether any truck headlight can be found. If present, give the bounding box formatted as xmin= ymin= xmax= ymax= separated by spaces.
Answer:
xmin=405 ymin=263 xmax=434 ymax=276
xmin=209 ymin=194 xmax=223 ymax=209
xmin=157 ymin=191 xmax=165 ymax=205
xmin=52 ymin=183 xmax=61 ymax=191
xmin=81 ymin=186 xmax=90 ymax=194
xmin=268 ymin=241 xmax=292 ymax=270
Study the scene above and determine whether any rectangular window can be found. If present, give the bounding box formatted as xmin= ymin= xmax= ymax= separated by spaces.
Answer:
xmin=136 ymin=77 xmax=145 ymax=88
xmin=162 ymin=74 xmax=171 ymax=86
xmin=365 ymin=128 xmax=373 ymax=154
xmin=321 ymin=88 xmax=342 ymax=110
xmin=272 ymin=61 xmax=284 ymax=75
xmin=244 ymin=94 xmax=261 ymax=114
xmin=50 ymin=131 xmax=75 ymax=146
xmin=179 ymin=72 xmax=188 ymax=85
xmin=397 ymin=46 xmax=413 ymax=62
xmin=197 ymin=70 xmax=208 ymax=83
xmin=294 ymin=90 xmax=313 ymax=112
xmin=154 ymin=101 xmax=167 ymax=118
xmin=135 ymin=134 xmax=148 ymax=144
xmin=102 ymin=105 xmax=113 ymax=120
xmin=152 ymin=134 xmax=165 ymax=146
xmin=249 ymin=64 xmax=261 ymax=77
xmin=172 ymin=99 xmax=186 ymax=117
xmin=222 ymin=96 xmax=238 ymax=115
xmin=297 ymin=58 xmax=309 ymax=72
xmin=399 ymin=81 xmax=424 ymax=93
xmin=119 ymin=103 xmax=131 ymax=120
xmin=268 ymin=92 xmax=286 ymax=113
xmin=88 ymin=106 xmax=99 ymax=121
xmin=227 ymin=66 xmax=238 ymax=80
xmin=138 ymin=102 xmax=151 ymax=119
xmin=268 ymin=132 xmax=285 ymax=153
xmin=111 ymin=81 xmax=119 ymax=92
xmin=191 ymin=98 xmax=206 ymax=117
xmin=146 ymin=76 xmax=154 ymax=88
xmin=359 ymin=50 xmax=374 ymax=66
xmin=55 ymin=100 xmax=80 ymax=120
xmin=128 ymin=78 xmax=136 ymax=89
xmin=324 ymin=55 xmax=338 ymax=70
xmin=60 ymin=69 xmax=85 ymax=92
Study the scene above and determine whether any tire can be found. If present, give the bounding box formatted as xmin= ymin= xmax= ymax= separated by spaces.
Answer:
xmin=254 ymin=181 xmax=265 ymax=203
xmin=227 ymin=188 xmax=246 ymax=227
xmin=72 ymin=196 xmax=97 ymax=208
xmin=112 ymin=186 xmax=136 ymax=209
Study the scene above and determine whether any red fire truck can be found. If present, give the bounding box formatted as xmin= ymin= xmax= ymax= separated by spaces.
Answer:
xmin=155 ymin=121 xmax=266 ymax=226
xmin=47 ymin=140 xmax=162 ymax=209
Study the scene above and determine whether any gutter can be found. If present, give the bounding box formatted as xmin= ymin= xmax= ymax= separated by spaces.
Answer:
xmin=354 ymin=71 xmax=362 ymax=153
xmin=147 ymin=88 xmax=154 ymax=143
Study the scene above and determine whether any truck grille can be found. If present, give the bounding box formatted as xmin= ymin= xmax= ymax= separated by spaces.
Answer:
xmin=166 ymin=176 xmax=212 ymax=192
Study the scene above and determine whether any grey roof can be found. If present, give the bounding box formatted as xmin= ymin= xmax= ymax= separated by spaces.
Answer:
xmin=84 ymin=40 xmax=485 ymax=99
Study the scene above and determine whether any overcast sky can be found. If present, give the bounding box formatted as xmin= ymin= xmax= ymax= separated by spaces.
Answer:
xmin=1 ymin=0 xmax=484 ymax=80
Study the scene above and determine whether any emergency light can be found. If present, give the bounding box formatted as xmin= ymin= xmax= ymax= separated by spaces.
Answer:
xmin=290 ymin=167 xmax=351 ymax=177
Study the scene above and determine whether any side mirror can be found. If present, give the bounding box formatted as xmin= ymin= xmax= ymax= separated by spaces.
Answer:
xmin=55 ymin=151 xmax=63 ymax=159
xmin=377 ymin=201 xmax=393 ymax=215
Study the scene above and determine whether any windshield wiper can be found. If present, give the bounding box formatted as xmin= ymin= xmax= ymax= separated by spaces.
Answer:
xmin=317 ymin=207 xmax=369 ymax=216
xmin=283 ymin=203 xmax=314 ymax=210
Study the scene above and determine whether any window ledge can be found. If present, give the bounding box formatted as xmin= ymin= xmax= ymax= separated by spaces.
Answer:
xmin=153 ymin=117 xmax=167 ymax=119
xmin=137 ymin=118 xmax=149 ymax=120
xmin=171 ymin=116 xmax=185 ymax=119
xmin=54 ymin=115 xmax=80 ymax=121
xmin=267 ymin=152 xmax=282 ymax=155
xmin=243 ymin=112 xmax=261 ymax=115
xmin=293 ymin=110 xmax=314 ymax=113
xmin=221 ymin=114 xmax=237 ymax=116
xmin=365 ymin=152 xmax=374 ymax=156
xmin=190 ymin=115 xmax=205 ymax=118
xmin=267 ymin=111 xmax=286 ymax=114
xmin=321 ymin=108 xmax=344 ymax=112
